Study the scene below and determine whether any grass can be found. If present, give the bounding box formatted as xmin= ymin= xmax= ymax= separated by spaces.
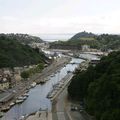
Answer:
xmin=80 ymin=37 xmax=95 ymax=40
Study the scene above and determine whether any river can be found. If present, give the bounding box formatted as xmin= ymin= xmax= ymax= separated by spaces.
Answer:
xmin=1 ymin=52 xmax=99 ymax=120
xmin=1 ymin=57 xmax=84 ymax=120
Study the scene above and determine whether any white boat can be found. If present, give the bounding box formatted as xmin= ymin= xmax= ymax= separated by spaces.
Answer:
xmin=18 ymin=96 xmax=24 ymax=100
xmin=0 ymin=112 xmax=4 ymax=118
xmin=23 ymin=93 xmax=29 ymax=97
xmin=50 ymin=74 xmax=55 ymax=77
xmin=22 ymin=96 xmax=27 ymax=100
xmin=19 ymin=114 xmax=29 ymax=120
xmin=9 ymin=102 xmax=15 ymax=107
xmin=1 ymin=106 xmax=10 ymax=112
xmin=19 ymin=115 xmax=25 ymax=120
xmin=16 ymin=99 xmax=24 ymax=104
xmin=31 ymin=82 xmax=36 ymax=88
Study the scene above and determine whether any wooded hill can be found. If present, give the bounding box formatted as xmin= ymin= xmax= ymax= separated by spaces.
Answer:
xmin=0 ymin=33 xmax=43 ymax=45
xmin=50 ymin=31 xmax=120 ymax=50
xmin=0 ymin=35 xmax=48 ymax=68
xmin=68 ymin=51 xmax=120 ymax=120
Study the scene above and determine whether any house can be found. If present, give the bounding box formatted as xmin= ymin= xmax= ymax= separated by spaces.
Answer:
xmin=0 ymin=73 xmax=10 ymax=90
xmin=90 ymin=58 xmax=100 ymax=66
xmin=0 ymin=78 xmax=9 ymax=90
xmin=82 ymin=45 xmax=90 ymax=52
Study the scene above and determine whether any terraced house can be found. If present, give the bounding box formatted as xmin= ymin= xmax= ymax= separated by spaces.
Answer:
xmin=0 ymin=73 xmax=11 ymax=90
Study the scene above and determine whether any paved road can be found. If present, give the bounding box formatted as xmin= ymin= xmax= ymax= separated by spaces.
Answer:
xmin=52 ymin=87 xmax=68 ymax=120
xmin=52 ymin=86 xmax=88 ymax=120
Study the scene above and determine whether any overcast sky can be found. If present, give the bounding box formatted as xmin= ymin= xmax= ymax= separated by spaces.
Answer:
xmin=0 ymin=0 xmax=120 ymax=34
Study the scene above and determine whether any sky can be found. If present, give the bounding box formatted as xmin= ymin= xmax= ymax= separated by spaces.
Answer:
xmin=0 ymin=0 xmax=120 ymax=35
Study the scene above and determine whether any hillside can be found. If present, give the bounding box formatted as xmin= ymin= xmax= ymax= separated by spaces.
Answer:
xmin=68 ymin=51 xmax=120 ymax=120
xmin=69 ymin=32 xmax=120 ymax=50
xmin=0 ymin=35 xmax=48 ymax=68
xmin=49 ymin=31 xmax=100 ymax=49
xmin=0 ymin=33 xmax=43 ymax=45
xmin=97 ymin=34 xmax=120 ymax=50
xmin=50 ymin=32 xmax=120 ymax=50
xmin=69 ymin=31 xmax=96 ymax=41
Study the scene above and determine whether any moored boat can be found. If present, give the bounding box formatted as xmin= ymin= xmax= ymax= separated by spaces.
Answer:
xmin=9 ymin=102 xmax=15 ymax=107
xmin=1 ymin=106 xmax=10 ymax=112
xmin=0 ymin=112 xmax=4 ymax=118
xmin=23 ymin=93 xmax=29 ymax=97
xmin=15 ymin=99 xmax=24 ymax=104
xmin=31 ymin=82 xmax=36 ymax=88
xmin=19 ymin=114 xmax=29 ymax=120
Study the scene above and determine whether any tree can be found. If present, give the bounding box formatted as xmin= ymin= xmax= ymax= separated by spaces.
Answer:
xmin=21 ymin=71 xmax=29 ymax=80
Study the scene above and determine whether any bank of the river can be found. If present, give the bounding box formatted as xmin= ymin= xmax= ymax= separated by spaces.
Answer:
xmin=23 ymin=54 xmax=98 ymax=120
xmin=51 ymin=60 xmax=89 ymax=120
xmin=51 ymin=54 xmax=99 ymax=120
xmin=0 ymin=56 xmax=71 ymax=119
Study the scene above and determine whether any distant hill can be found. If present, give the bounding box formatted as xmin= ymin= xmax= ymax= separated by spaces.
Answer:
xmin=69 ymin=32 xmax=120 ymax=50
xmin=50 ymin=31 xmax=120 ymax=50
xmin=69 ymin=31 xmax=96 ymax=41
xmin=0 ymin=35 xmax=48 ymax=68
xmin=50 ymin=31 xmax=100 ymax=49
xmin=68 ymin=31 xmax=100 ymax=48
xmin=0 ymin=33 xmax=44 ymax=45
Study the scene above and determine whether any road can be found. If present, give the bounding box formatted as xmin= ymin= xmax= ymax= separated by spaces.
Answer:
xmin=52 ymin=84 xmax=88 ymax=120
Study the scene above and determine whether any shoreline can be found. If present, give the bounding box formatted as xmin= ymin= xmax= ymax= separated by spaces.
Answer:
xmin=0 ymin=56 xmax=71 ymax=113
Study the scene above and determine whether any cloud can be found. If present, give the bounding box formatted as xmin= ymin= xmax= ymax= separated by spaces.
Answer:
xmin=0 ymin=14 xmax=120 ymax=34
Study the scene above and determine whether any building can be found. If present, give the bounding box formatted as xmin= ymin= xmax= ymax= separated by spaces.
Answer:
xmin=0 ymin=69 xmax=13 ymax=90
xmin=0 ymin=75 xmax=10 ymax=90
xmin=90 ymin=58 xmax=100 ymax=66
xmin=82 ymin=45 xmax=90 ymax=52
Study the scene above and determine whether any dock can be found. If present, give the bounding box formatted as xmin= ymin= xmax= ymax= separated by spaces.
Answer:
xmin=26 ymin=111 xmax=52 ymax=120
xmin=47 ymin=73 xmax=74 ymax=101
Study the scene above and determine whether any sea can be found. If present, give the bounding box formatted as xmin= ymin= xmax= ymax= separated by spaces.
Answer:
xmin=34 ymin=33 xmax=75 ymax=42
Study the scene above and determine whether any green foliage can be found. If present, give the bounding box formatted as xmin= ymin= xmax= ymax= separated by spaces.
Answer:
xmin=37 ymin=63 xmax=44 ymax=70
xmin=96 ymin=34 xmax=120 ymax=50
xmin=28 ymin=63 xmax=44 ymax=75
xmin=21 ymin=71 xmax=30 ymax=79
xmin=50 ymin=32 xmax=120 ymax=50
xmin=68 ymin=65 xmax=95 ymax=100
xmin=0 ymin=33 xmax=43 ymax=44
xmin=69 ymin=31 xmax=95 ymax=40
xmin=21 ymin=63 xmax=44 ymax=79
xmin=68 ymin=51 xmax=120 ymax=120
xmin=0 ymin=35 xmax=48 ymax=68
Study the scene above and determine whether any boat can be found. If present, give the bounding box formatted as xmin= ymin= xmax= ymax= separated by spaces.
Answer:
xmin=67 ymin=70 xmax=72 ymax=73
xmin=19 ymin=114 xmax=29 ymax=120
xmin=18 ymin=96 xmax=24 ymax=100
xmin=57 ymin=70 xmax=60 ymax=72
xmin=50 ymin=73 xmax=55 ymax=77
xmin=31 ymin=82 xmax=36 ymax=88
xmin=0 ymin=112 xmax=4 ymax=118
xmin=23 ymin=93 xmax=29 ymax=97
xmin=22 ymin=96 xmax=27 ymax=100
xmin=19 ymin=115 xmax=25 ymax=120
xmin=9 ymin=102 xmax=15 ymax=107
xmin=1 ymin=106 xmax=10 ymax=112
xmin=15 ymin=99 xmax=24 ymax=104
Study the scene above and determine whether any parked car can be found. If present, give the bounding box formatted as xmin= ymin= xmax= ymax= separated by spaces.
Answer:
xmin=71 ymin=106 xmax=78 ymax=111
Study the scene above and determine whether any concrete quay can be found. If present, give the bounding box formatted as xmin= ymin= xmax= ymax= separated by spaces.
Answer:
xmin=50 ymin=73 xmax=74 ymax=101
xmin=26 ymin=111 xmax=52 ymax=120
